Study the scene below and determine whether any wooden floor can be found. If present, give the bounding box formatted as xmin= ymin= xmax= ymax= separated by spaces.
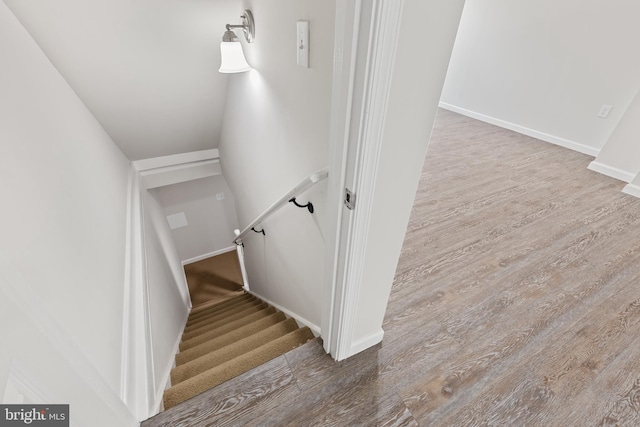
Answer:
xmin=144 ymin=109 xmax=640 ymax=426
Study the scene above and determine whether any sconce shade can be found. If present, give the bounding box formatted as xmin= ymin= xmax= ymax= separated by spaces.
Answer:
xmin=219 ymin=41 xmax=251 ymax=73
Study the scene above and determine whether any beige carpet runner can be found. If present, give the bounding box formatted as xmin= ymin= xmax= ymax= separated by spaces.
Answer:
xmin=163 ymin=293 xmax=314 ymax=410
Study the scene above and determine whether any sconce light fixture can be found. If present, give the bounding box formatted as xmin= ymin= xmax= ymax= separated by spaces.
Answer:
xmin=219 ymin=10 xmax=255 ymax=73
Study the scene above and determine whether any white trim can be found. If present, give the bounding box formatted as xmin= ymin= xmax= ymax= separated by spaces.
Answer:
xmin=133 ymin=149 xmax=222 ymax=190
xmin=439 ymin=102 xmax=601 ymax=157
xmin=120 ymin=166 xmax=135 ymax=403
xmin=622 ymin=183 xmax=640 ymax=198
xmin=330 ymin=0 xmax=405 ymax=362
xmin=181 ymin=246 xmax=237 ymax=265
xmin=140 ymin=159 xmax=222 ymax=190
xmin=248 ymin=290 xmax=321 ymax=335
xmin=139 ymin=192 xmax=157 ymax=411
xmin=133 ymin=149 xmax=220 ymax=172
xmin=322 ymin=0 xmax=362 ymax=357
xmin=121 ymin=165 xmax=157 ymax=421
xmin=350 ymin=329 xmax=384 ymax=356
xmin=587 ymin=161 xmax=636 ymax=183
xmin=153 ymin=312 xmax=188 ymax=415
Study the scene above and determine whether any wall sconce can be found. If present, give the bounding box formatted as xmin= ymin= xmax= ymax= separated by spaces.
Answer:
xmin=219 ymin=10 xmax=255 ymax=73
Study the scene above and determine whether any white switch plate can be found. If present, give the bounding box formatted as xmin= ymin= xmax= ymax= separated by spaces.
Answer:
xmin=597 ymin=104 xmax=613 ymax=118
xmin=297 ymin=21 xmax=309 ymax=68
xmin=216 ymin=192 xmax=225 ymax=201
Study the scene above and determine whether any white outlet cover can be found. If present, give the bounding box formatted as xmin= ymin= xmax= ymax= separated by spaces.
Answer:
xmin=597 ymin=105 xmax=613 ymax=118
xmin=166 ymin=212 xmax=188 ymax=230
xmin=216 ymin=192 xmax=225 ymax=201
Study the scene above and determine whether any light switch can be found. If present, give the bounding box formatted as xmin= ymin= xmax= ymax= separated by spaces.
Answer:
xmin=297 ymin=21 xmax=309 ymax=68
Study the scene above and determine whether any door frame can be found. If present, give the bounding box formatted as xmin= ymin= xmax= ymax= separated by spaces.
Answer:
xmin=322 ymin=0 xmax=466 ymax=360
xmin=322 ymin=0 xmax=406 ymax=360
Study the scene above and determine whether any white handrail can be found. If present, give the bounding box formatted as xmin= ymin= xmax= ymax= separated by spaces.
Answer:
xmin=234 ymin=167 xmax=329 ymax=244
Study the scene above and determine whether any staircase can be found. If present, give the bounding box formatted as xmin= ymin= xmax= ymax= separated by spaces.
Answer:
xmin=163 ymin=293 xmax=315 ymax=410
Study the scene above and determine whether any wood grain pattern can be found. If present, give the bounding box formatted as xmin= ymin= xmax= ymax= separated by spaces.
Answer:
xmin=143 ymin=109 xmax=640 ymax=426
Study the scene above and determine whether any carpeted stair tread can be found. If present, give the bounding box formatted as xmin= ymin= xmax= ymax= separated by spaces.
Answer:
xmin=179 ymin=307 xmax=277 ymax=352
xmin=171 ymin=318 xmax=300 ymax=384
xmin=185 ymin=299 xmax=263 ymax=331
xmin=164 ymin=327 xmax=315 ymax=410
xmin=189 ymin=293 xmax=252 ymax=315
xmin=189 ymin=293 xmax=255 ymax=319
xmin=189 ymin=296 xmax=253 ymax=319
xmin=189 ymin=293 xmax=256 ymax=317
xmin=185 ymin=298 xmax=263 ymax=330
xmin=181 ymin=303 xmax=269 ymax=341
xmin=176 ymin=311 xmax=287 ymax=366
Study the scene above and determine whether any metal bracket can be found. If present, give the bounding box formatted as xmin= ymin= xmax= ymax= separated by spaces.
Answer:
xmin=289 ymin=197 xmax=314 ymax=214
xmin=344 ymin=188 xmax=356 ymax=210
xmin=251 ymin=227 xmax=265 ymax=236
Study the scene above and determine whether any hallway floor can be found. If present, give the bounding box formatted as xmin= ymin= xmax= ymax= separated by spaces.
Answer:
xmin=144 ymin=109 xmax=640 ymax=426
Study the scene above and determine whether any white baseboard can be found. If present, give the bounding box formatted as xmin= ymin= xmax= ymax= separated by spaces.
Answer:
xmin=182 ymin=246 xmax=237 ymax=265
xmin=349 ymin=329 xmax=384 ymax=358
xmin=439 ymin=102 xmax=600 ymax=157
xmin=153 ymin=310 xmax=188 ymax=415
xmin=587 ymin=161 xmax=635 ymax=183
xmin=623 ymin=183 xmax=640 ymax=198
xmin=247 ymin=290 xmax=321 ymax=336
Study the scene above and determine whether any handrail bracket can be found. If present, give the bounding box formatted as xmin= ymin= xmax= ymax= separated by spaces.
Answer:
xmin=289 ymin=197 xmax=314 ymax=214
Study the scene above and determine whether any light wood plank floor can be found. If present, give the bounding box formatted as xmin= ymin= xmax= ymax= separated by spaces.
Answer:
xmin=144 ymin=109 xmax=640 ymax=426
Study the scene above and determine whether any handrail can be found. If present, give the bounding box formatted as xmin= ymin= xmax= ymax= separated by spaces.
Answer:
xmin=233 ymin=167 xmax=329 ymax=244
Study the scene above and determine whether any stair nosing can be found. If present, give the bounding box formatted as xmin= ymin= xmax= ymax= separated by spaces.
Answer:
xmin=176 ymin=311 xmax=287 ymax=366
xmin=164 ymin=327 xmax=314 ymax=410
xmin=171 ymin=318 xmax=299 ymax=384
xmin=185 ymin=299 xmax=263 ymax=330
xmin=181 ymin=303 xmax=269 ymax=340
xmin=179 ymin=307 xmax=278 ymax=352
xmin=189 ymin=294 xmax=255 ymax=318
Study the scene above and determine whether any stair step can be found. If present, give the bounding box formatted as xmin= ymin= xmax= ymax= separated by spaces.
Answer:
xmin=189 ymin=293 xmax=254 ymax=319
xmin=185 ymin=299 xmax=262 ymax=330
xmin=176 ymin=311 xmax=287 ymax=366
xmin=171 ymin=318 xmax=300 ymax=384
xmin=179 ymin=307 xmax=277 ymax=352
xmin=163 ymin=327 xmax=315 ymax=410
xmin=181 ymin=303 xmax=268 ymax=341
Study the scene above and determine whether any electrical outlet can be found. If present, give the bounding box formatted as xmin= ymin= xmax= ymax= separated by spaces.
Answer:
xmin=216 ymin=192 xmax=225 ymax=201
xmin=597 ymin=104 xmax=613 ymax=118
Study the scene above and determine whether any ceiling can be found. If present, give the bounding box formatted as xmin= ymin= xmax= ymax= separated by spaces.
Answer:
xmin=3 ymin=0 xmax=240 ymax=160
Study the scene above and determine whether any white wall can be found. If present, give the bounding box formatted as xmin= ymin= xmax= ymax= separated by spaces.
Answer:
xmin=349 ymin=0 xmax=465 ymax=350
xmin=3 ymin=0 xmax=240 ymax=160
xmin=141 ymin=191 xmax=190 ymax=401
xmin=589 ymin=89 xmax=640 ymax=182
xmin=150 ymin=175 xmax=240 ymax=263
xmin=219 ymin=0 xmax=335 ymax=330
xmin=0 ymin=2 xmax=136 ymax=425
xmin=440 ymin=0 xmax=640 ymax=156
